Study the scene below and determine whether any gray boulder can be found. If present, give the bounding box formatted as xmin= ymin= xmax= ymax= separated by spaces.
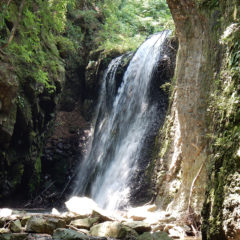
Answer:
xmin=70 ymin=217 xmax=99 ymax=229
xmin=27 ymin=234 xmax=53 ymax=240
xmin=137 ymin=232 xmax=172 ymax=240
xmin=53 ymin=228 xmax=107 ymax=240
xmin=10 ymin=220 xmax=22 ymax=233
xmin=122 ymin=221 xmax=151 ymax=233
xmin=91 ymin=209 xmax=114 ymax=222
xmin=26 ymin=216 xmax=66 ymax=234
xmin=90 ymin=221 xmax=138 ymax=239
xmin=0 ymin=233 xmax=28 ymax=240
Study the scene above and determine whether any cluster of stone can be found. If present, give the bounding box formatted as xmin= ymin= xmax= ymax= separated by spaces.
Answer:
xmin=0 ymin=197 xmax=193 ymax=240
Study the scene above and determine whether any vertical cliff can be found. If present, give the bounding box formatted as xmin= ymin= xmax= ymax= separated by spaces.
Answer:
xmin=0 ymin=0 xmax=67 ymax=202
xmin=156 ymin=0 xmax=213 ymax=214
xmin=201 ymin=2 xmax=240 ymax=239
xmin=154 ymin=1 xmax=240 ymax=239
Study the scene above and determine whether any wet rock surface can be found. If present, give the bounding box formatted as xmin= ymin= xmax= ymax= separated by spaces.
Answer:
xmin=129 ymin=37 xmax=177 ymax=206
xmin=9 ymin=220 xmax=22 ymax=233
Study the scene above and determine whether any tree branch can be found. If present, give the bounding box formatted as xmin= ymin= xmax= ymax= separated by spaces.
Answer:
xmin=7 ymin=0 xmax=26 ymax=45
xmin=7 ymin=0 xmax=13 ymax=7
xmin=1 ymin=0 xmax=26 ymax=49
xmin=0 ymin=49 xmax=7 ymax=55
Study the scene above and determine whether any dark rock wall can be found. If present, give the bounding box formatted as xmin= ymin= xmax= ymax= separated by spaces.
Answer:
xmin=0 ymin=56 xmax=65 ymax=204
xmin=130 ymin=37 xmax=178 ymax=206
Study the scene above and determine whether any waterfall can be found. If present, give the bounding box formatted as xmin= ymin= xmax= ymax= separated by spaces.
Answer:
xmin=73 ymin=31 xmax=171 ymax=210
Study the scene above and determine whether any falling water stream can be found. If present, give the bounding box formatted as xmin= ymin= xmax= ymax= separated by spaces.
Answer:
xmin=73 ymin=31 xmax=171 ymax=210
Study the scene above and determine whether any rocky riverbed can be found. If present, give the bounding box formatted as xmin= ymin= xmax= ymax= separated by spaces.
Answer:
xmin=0 ymin=197 xmax=201 ymax=240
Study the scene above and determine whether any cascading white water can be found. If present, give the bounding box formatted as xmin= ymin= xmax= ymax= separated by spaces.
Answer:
xmin=73 ymin=31 xmax=171 ymax=210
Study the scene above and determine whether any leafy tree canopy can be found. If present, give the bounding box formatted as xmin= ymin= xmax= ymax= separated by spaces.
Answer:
xmin=95 ymin=0 xmax=173 ymax=52
xmin=0 ymin=0 xmax=173 ymax=90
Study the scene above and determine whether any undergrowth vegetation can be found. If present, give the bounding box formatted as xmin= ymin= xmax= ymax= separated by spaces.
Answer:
xmin=65 ymin=0 xmax=173 ymax=59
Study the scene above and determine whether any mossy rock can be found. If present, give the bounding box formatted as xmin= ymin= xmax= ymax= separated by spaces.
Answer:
xmin=26 ymin=216 xmax=66 ymax=234
xmin=90 ymin=221 xmax=138 ymax=239
xmin=53 ymin=228 xmax=104 ymax=240
xmin=0 ymin=233 xmax=28 ymax=240
xmin=137 ymin=232 xmax=172 ymax=240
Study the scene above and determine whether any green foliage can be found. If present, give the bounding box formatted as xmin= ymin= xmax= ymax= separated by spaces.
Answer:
xmin=17 ymin=95 xmax=25 ymax=109
xmin=210 ymin=25 xmax=240 ymax=126
xmin=0 ymin=0 xmax=72 ymax=93
xmin=10 ymin=164 xmax=24 ymax=188
xmin=198 ymin=0 xmax=219 ymax=9
xmin=96 ymin=0 xmax=173 ymax=53
xmin=64 ymin=1 xmax=102 ymax=66
xmin=1 ymin=0 xmax=173 ymax=78
xmin=65 ymin=0 xmax=173 ymax=56
xmin=33 ymin=70 xmax=56 ymax=93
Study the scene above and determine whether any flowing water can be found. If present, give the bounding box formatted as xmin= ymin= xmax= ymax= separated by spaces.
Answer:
xmin=73 ymin=31 xmax=171 ymax=210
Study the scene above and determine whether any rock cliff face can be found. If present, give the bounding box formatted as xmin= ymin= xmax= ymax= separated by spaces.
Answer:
xmin=0 ymin=0 xmax=112 ymax=205
xmin=155 ymin=0 xmax=215 ymax=215
xmin=0 ymin=56 xmax=64 ymax=203
xmin=154 ymin=1 xmax=240 ymax=239
xmin=0 ymin=52 xmax=65 ymax=203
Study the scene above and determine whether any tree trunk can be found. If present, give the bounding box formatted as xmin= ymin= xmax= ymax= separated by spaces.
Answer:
xmin=1 ymin=0 xmax=26 ymax=49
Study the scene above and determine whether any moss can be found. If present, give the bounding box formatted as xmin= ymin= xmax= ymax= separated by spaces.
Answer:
xmin=9 ymin=164 xmax=24 ymax=188
xmin=202 ymin=12 xmax=240 ymax=239
xmin=35 ymin=155 xmax=42 ymax=177
xmin=143 ymin=135 xmax=159 ymax=190
xmin=29 ymin=154 xmax=42 ymax=194
xmin=158 ymin=116 xmax=173 ymax=159
xmin=198 ymin=0 xmax=219 ymax=9
xmin=154 ymin=76 xmax=176 ymax=161
xmin=16 ymin=96 xmax=25 ymax=109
